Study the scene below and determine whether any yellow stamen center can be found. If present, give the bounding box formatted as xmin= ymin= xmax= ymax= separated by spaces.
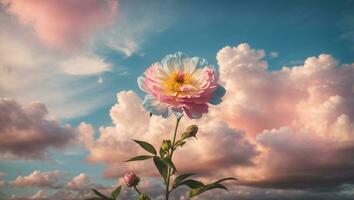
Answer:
xmin=163 ymin=71 xmax=194 ymax=95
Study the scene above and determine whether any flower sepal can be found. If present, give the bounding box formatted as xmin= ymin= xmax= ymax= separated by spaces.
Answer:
xmin=181 ymin=125 xmax=198 ymax=140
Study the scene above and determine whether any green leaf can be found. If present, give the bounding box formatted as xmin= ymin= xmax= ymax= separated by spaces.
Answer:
xmin=175 ymin=179 xmax=204 ymax=189
xmin=125 ymin=155 xmax=153 ymax=162
xmin=188 ymin=177 xmax=237 ymax=198
xmin=159 ymin=147 xmax=166 ymax=158
xmin=215 ymin=177 xmax=238 ymax=183
xmin=86 ymin=198 xmax=106 ymax=200
xmin=91 ymin=188 xmax=112 ymax=200
xmin=204 ymin=183 xmax=228 ymax=191
xmin=133 ymin=140 xmax=157 ymax=155
xmin=138 ymin=193 xmax=151 ymax=200
xmin=173 ymin=173 xmax=195 ymax=187
xmin=188 ymin=188 xmax=203 ymax=198
xmin=189 ymin=183 xmax=229 ymax=197
xmin=162 ymin=157 xmax=177 ymax=174
xmin=111 ymin=185 xmax=122 ymax=199
xmin=153 ymin=156 xmax=168 ymax=183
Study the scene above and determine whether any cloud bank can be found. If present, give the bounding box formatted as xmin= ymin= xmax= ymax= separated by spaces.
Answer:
xmin=77 ymin=43 xmax=354 ymax=199
xmin=216 ymin=43 xmax=354 ymax=189
xmin=2 ymin=43 xmax=353 ymax=200
xmin=1 ymin=0 xmax=118 ymax=49
xmin=9 ymin=170 xmax=62 ymax=188
xmin=0 ymin=98 xmax=77 ymax=159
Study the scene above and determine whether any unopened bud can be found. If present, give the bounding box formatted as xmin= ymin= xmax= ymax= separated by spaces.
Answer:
xmin=162 ymin=140 xmax=171 ymax=151
xmin=181 ymin=125 xmax=198 ymax=140
xmin=124 ymin=173 xmax=140 ymax=187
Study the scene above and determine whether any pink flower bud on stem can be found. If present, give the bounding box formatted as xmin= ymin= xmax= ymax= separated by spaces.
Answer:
xmin=124 ymin=173 xmax=140 ymax=187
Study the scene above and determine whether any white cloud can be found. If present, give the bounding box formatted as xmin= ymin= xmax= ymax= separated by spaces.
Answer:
xmin=80 ymin=91 xmax=258 ymax=179
xmin=0 ymin=10 xmax=112 ymax=119
xmin=10 ymin=170 xmax=62 ymax=188
xmin=66 ymin=173 xmax=90 ymax=191
xmin=97 ymin=76 xmax=103 ymax=84
xmin=77 ymin=43 xmax=354 ymax=198
xmin=59 ymin=55 xmax=111 ymax=76
xmin=269 ymin=51 xmax=279 ymax=58
xmin=30 ymin=190 xmax=47 ymax=199
xmin=95 ymin=1 xmax=173 ymax=57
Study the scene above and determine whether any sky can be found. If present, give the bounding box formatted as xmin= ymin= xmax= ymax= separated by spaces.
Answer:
xmin=0 ymin=0 xmax=354 ymax=199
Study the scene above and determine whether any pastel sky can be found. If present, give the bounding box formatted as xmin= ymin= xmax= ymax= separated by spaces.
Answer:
xmin=0 ymin=0 xmax=354 ymax=199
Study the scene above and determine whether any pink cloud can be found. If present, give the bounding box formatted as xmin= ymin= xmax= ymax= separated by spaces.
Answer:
xmin=80 ymin=91 xmax=258 ymax=179
xmin=1 ymin=0 xmax=118 ymax=49
xmin=217 ymin=44 xmax=353 ymax=139
xmin=216 ymin=43 xmax=354 ymax=189
xmin=66 ymin=173 xmax=103 ymax=192
xmin=9 ymin=170 xmax=62 ymax=188
xmin=79 ymin=43 xmax=354 ymax=195
xmin=0 ymin=98 xmax=76 ymax=159
xmin=7 ymin=171 xmax=109 ymax=200
xmin=66 ymin=173 xmax=90 ymax=191
xmin=252 ymin=127 xmax=354 ymax=189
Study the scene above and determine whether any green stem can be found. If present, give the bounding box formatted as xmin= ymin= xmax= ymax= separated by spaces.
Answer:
xmin=134 ymin=186 xmax=142 ymax=195
xmin=165 ymin=115 xmax=183 ymax=200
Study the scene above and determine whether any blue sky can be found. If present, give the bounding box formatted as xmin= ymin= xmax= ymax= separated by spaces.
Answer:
xmin=1 ymin=0 xmax=354 ymax=199
xmin=72 ymin=0 xmax=354 ymax=129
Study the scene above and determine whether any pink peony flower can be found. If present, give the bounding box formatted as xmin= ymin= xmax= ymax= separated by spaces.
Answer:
xmin=138 ymin=52 xmax=225 ymax=119
xmin=123 ymin=172 xmax=140 ymax=187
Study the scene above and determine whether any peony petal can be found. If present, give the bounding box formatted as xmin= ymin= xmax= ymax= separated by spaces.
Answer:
xmin=171 ymin=107 xmax=184 ymax=118
xmin=161 ymin=52 xmax=188 ymax=73
xmin=137 ymin=76 xmax=148 ymax=93
xmin=183 ymin=103 xmax=208 ymax=119
xmin=182 ymin=58 xmax=197 ymax=74
xmin=191 ymin=56 xmax=209 ymax=68
xmin=143 ymin=95 xmax=171 ymax=118
xmin=138 ymin=52 xmax=224 ymax=118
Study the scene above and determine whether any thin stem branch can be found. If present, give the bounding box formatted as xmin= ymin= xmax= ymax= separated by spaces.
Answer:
xmin=165 ymin=115 xmax=183 ymax=200
xmin=133 ymin=186 xmax=142 ymax=195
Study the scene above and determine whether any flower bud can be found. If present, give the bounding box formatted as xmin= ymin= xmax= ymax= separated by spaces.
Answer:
xmin=124 ymin=173 xmax=140 ymax=187
xmin=162 ymin=140 xmax=171 ymax=151
xmin=181 ymin=125 xmax=198 ymax=140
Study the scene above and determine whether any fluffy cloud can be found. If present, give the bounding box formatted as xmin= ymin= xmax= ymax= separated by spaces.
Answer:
xmin=58 ymin=55 xmax=111 ymax=76
xmin=66 ymin=173 xmax=103 ymax=192
xmin=0 ymin=0 xmax=118 ymax=49
xmin=78 ymin=43 xmax=354 ymax=199
xmin=6 ymin=172 xmax=109 ymax=200
xmin=29 ymin=190 xmax=47 ymax=200
xmin=79 ymin=91 xmax=258 ymax=179
xmin=0 ymin=98 xmax=76 ymax=159
xmin=6 ymin=43 xmax=351 ymax=199
xmin=216 ymin=43 xmax=354 ymax=190
xmin=253 ymin=127 xmax=354 ymax=189
xmin=9 ymin=170 xmax=62 ymax=188
xmin=0 ymin=12 xmax=113 ymax=119
xmin=189 ymin=185 xmax=354 ymax=200
xmin=66 ymin=173 xmax=90 ymax=191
